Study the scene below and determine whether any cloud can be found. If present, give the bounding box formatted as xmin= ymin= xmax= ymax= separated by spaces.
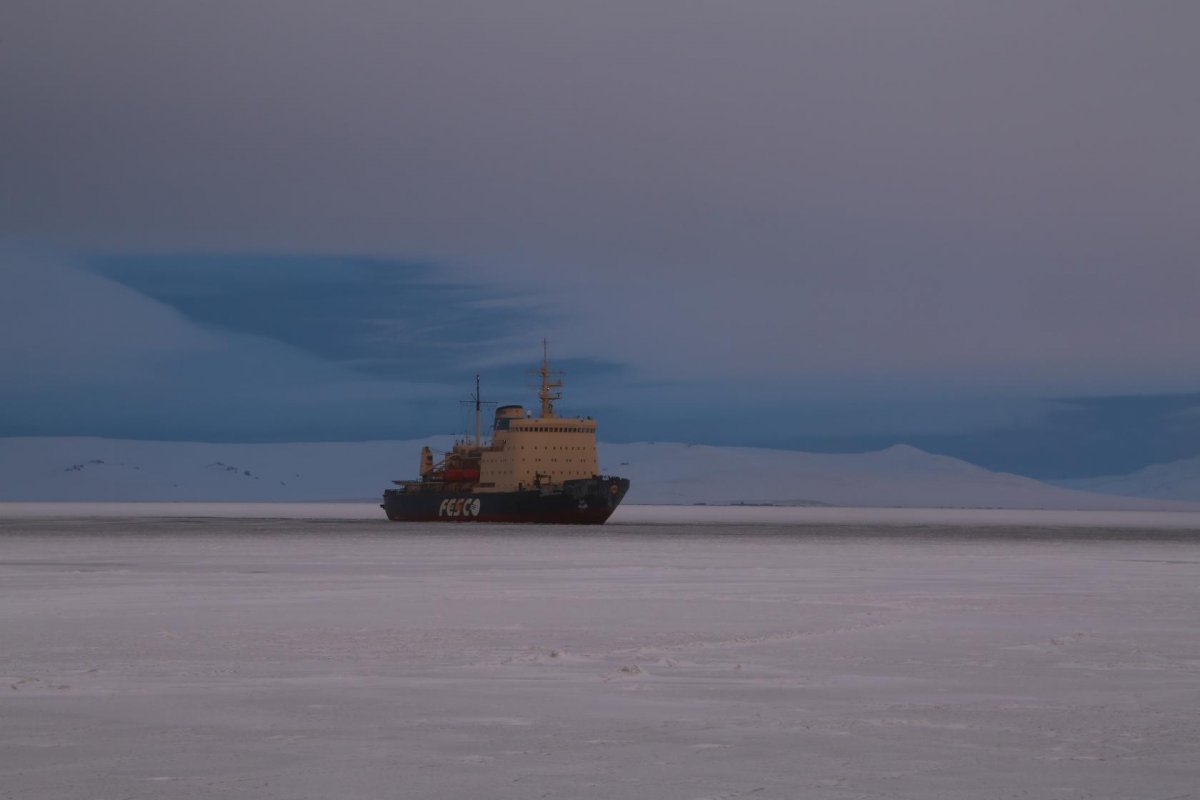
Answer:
xmin=3 ymin=2 xmax=1197 ymax=395
xmin=0 ymin=249 xmax=448 ymax=439
xmin=90 ymin=253 xmax=546 ymax=381
xmin=0 ymin=248 xmax=215 ymax=386
xmin=5 ymin=248 xmax=1200 ymax=477
xmin=3 ymin=3 xmax=1200 ymax=473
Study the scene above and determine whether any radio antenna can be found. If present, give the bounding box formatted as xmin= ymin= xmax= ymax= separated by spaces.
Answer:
xmin=460 ymin=374 xmax=497 ymax=447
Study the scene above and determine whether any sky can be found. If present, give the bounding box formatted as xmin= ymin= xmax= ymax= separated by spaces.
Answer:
xmin=2 ymin=2 xmax=1199 ymax=479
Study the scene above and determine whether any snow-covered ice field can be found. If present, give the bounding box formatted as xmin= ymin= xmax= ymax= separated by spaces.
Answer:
xmin=3 ymin=513 xmax=1199 ymax=799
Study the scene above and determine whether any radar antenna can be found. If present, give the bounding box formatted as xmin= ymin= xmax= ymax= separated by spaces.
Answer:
xmin=536 ymin=339 xmax=563 ymax=418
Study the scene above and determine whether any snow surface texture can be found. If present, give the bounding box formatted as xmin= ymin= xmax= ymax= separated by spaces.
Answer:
xmin=0 ymin=436 xmax=1190 ymax=510
xmin=2 ymin=516 xmax=1198 ymax=799
xmin=1062 ymin=454 xmax=1200 ymax=503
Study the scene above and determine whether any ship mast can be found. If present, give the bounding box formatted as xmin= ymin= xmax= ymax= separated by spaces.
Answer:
xmin=474 ymin=373 xmax=482 ymax=446
xmin=537 ymin=339 xmax=563 ymax=418
xmin=460 ymin=374 xmax=495 ymax=448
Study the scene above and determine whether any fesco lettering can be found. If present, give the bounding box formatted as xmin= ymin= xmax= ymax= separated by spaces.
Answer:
xmin=438 ymin=497 xmax=481 ymax=518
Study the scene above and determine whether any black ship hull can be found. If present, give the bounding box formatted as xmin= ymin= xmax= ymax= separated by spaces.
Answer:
xmin=382 ymin=476 xmax=630 ymax=524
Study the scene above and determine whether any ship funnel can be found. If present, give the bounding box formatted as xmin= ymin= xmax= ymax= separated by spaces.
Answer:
xmin=493 ymin=405 xmax=524 ymax=431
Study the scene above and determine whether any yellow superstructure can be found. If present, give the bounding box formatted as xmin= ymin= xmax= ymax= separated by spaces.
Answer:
xmin=425 ymin=342 xmax=601 ymax=493
xmin=477 ymin=409 xmax=599 ymax=492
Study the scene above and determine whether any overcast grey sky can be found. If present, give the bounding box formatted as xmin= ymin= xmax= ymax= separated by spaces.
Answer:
xmin=2 ymin=2 xmax=1199 ymax=475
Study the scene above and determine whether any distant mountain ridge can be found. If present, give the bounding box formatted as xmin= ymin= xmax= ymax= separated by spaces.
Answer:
xmin=600 ymin=441 xmax=1190 ymax=510
xmin=1059 ymin=455 xmax=1200 ymax=504
xmin=0 ymin=436 xmax=1190 ymax=510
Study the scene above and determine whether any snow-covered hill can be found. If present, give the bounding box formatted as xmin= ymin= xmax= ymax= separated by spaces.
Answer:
xmin=0 ymin=436 xmax=1189 ymax=510
xmin=599 ymin=442 xmax=1188 ymax=510
xmin=1060 ymin=455 xmax=1200 ymax=504
xmin=0 ymin=437 xmax=454 ymax=502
